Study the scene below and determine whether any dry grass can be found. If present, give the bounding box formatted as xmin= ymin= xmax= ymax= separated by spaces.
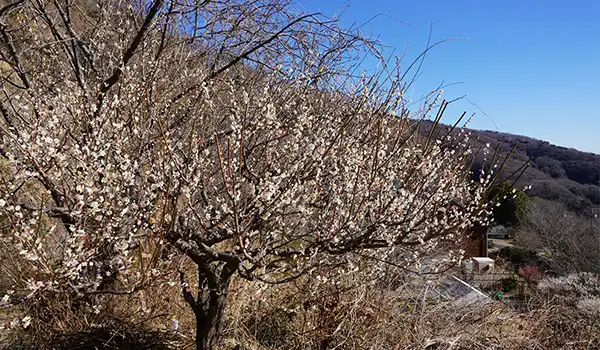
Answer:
xmin=220 ymin=266 xmax=599 ymax=350
xmin=1 ymin=252 xmax=598 ymax=350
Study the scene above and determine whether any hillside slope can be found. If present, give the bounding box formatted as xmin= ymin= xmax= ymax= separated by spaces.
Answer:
xmin=418 ymin=120 xmax=600 ymax=215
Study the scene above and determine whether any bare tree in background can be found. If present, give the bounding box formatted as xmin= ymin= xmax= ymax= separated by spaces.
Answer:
xmin=516 ymin=198 xmax=600 ymax=275
xmin=0 ymin=0 xmax=495 ymax=348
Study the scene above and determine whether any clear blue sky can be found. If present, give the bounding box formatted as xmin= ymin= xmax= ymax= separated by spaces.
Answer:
xmin=301 ymin=0 xmax=600 ymax=154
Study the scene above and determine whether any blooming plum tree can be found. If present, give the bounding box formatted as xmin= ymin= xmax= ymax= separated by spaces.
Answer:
xmin=0 ymin=0 xmax=495 ymax=348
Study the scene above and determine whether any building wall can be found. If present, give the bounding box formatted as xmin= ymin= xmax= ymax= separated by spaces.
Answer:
xmin=464 ymin=223 xmax=488 ymax=258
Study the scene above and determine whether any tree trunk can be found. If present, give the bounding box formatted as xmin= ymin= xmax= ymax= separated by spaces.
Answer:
xmin=187 ymin=261 xmax=237 ymax=350
xmin=194 ymin=281 xmax=230 ymax=350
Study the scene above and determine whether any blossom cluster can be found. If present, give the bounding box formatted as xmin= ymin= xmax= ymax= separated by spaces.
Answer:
xmin=0 ymin=0 xmax=497 ymax=301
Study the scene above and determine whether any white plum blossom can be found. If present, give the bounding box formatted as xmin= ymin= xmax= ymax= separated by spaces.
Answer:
xmin=0 ymin=0 xmax=498 ymax=347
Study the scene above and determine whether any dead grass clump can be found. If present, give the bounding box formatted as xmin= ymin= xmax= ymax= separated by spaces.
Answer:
xmin=221 ymin=267 xmax=599 ymax=350
xmin=0 ymin=253 xmax=194 ymax=349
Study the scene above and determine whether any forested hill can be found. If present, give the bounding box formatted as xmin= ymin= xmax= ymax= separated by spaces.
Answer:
xmin=418 ymin=121 xmax=600 ymax=215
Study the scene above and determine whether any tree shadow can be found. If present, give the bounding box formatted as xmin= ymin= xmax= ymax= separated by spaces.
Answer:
xmin=48 ymin=327 xmax=175 ymax=350
xmin=6 ymin=318 xmax=183 ymax=350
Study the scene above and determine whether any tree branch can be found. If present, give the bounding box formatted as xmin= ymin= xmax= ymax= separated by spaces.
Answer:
xmin=179 ymin=270 xmax=198 ymax=312
xmin=94 ymin=0 xmax=165 ymax=117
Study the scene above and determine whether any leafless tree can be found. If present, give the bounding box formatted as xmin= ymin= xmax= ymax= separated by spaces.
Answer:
xmin=516 ymin=198 xmax=600 ymax=275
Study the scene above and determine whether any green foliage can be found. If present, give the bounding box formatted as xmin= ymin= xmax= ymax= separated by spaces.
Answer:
xmin=487 ymin=182 xmax=530 ymax=227
xmin=499 ymin=277 xmax=518 ymax=293
xmin=497 ymin=246 xmax=551 ymax=271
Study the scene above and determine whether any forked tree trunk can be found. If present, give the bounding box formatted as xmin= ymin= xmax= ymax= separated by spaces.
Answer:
xmin=186 ymin=261 xmax=237 ymax=350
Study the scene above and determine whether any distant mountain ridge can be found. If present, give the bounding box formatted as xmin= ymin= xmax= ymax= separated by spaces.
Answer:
xmin=418 ymin=121 xmax=600 ymax=215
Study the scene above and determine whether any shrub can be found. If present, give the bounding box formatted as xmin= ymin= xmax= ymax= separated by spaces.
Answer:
xmin=537 ymin=272 xmax=600 ymax=300
xmin=498 ymin=246 xmax=547 ymax=269
xmin=518 ymin=265 xmax=545 ymax=283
